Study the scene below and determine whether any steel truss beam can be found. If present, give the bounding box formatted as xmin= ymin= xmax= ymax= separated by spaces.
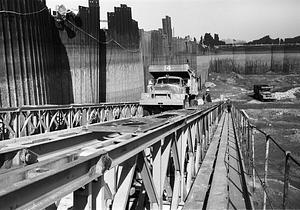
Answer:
xmin=0 ymin=103 xmax=225 ymax=210
xmin=0 ymin=102 xmax=142 ymax=140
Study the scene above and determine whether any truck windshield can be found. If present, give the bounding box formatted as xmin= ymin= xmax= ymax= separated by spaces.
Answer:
xmin=157 ymin=78 xmax=181 ymax=85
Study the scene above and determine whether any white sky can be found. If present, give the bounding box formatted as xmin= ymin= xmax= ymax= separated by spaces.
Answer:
xmin=46 ymin=0 xmax=300 ymax=41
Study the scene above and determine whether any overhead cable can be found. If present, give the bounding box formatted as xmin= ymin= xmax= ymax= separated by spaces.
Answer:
xmin=0 ymin=7 xmax=47 ymax=16
xmin=66 ymin=19 xmax=140 ymax=53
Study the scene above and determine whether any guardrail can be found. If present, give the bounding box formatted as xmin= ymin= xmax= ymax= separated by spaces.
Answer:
xmin=231 ymin=105 xmax=300 ymax=209
xmin=0 ymin=102 xmax=225 ymax=210
xmin=0 ymin=102 xmax=143 ymax=140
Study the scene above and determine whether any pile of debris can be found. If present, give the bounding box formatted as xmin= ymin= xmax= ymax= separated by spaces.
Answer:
xmin=273 ymin=87 xmax=300 ymax=100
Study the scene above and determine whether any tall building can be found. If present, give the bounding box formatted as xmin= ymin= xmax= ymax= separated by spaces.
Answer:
xmin=162 ymin=16 xmax=172 ymax=40
xmin=162 ymin=16 xmax=172 ymax=52
xmin=107 ymin=4 xmax=139 ymax=48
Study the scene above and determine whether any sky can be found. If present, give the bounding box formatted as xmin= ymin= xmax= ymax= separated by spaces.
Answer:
xmin=46 ymin=0 xmax=300 ymax=42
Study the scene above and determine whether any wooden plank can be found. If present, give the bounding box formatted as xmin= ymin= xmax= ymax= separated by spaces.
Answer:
xmin=183 ymin=111 xmax=226 ymax=210
xmin=206 ymin=112 xmax=229 ymax=210
xmin=227 ymin=113 xmax=247 ymax=210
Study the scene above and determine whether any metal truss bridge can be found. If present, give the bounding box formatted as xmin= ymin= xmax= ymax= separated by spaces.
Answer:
xmin=0 ymin=102 xmax=299 ymax=209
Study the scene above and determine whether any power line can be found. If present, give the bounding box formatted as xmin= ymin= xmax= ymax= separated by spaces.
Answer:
xmin=0 ymin=7 xmax=47 ymax=16
xmin=66 ymin=19 xmax=140 ymax=53
xmin=0 ymin=7 xmax=140 ymax=53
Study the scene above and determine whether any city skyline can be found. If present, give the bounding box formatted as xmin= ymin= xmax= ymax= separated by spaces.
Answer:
xmin=46 ymin=0 xmax=300 ymax=42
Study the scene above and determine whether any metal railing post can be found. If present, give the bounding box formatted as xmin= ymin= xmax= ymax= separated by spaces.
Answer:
xmin=283 ymin=151 xmax=291 ymax=209
xmin=209 ymin=112 xmax=212 ymax=143
xmin=263 ymin=135 xmax=270 ymax=210
xmin=13 ymin=113 xmax=18 ymax=138
xmin=251 ymin=125 xmax=256 ymax=192
xmin=82 ymin=109 xmax=87 ymax=126
xmin=195 ymin=120 xmax=201 ymax=171
xmin=238 ymin=112 xmax=242 ymax=144
xmin=247 ymin=121 xmax=250 ymax=174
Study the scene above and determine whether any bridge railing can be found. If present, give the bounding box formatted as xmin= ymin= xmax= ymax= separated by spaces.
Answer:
xmin=231 ymin=105 xmax=300 ymax=210
xmin=0 ymin=102 xmax=226 ymax=210
xmin=0 ymin=102 xmax=143 ymax=140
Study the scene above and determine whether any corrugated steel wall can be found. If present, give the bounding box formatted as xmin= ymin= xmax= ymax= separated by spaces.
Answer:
xmin=140 ymin=29 xmax=200 ymax=79
xmin=60 ymin=0 xmax=101 ymax=103
xmin=200 ymin=45 xmax=300 ymax=75
xmin=0 ymin=0 xmax=101 ymax=107
xmin=104 ymin=4 xmax=144 ymax=102
xmin=105 ymin=47 xmax=143 ymax=102
xmin=0 ymin=0 xmax=74 ymax=107
xmin=0 ymin=0 xmax=205 ymax=108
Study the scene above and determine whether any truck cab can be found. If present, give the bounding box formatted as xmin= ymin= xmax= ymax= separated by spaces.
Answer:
xmin=140 ymin=64 xmax=200 ymax=112
xmin=155 ymin=76 xmax=186 ymax=93
xmin=253 ymin=85 xmax=276 ymax=101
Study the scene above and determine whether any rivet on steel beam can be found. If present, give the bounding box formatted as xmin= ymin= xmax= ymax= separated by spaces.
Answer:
xmin=20 ymin=149 xmax=38 ymax=165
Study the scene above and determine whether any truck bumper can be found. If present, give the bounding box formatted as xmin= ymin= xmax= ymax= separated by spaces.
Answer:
xmin=139 ymin=99 xmax=184 ymax=106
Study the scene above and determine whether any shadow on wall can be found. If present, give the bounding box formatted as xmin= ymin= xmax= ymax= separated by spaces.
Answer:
xmin=0 ymin=0 xmax=74 ymax=107
xmin=47 ymin=13 xmax=74 ymax=105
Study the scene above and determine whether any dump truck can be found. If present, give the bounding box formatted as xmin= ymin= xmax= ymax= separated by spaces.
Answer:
xmin=140 ymin=64 xmax=201 ymax=113
xmin=253 ymin=85 xmax=276 ymax=101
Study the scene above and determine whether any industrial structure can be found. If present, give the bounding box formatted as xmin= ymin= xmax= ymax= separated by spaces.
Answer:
xmin=1 ymin=101 xmax=299 ymax=209
xmin=0 ymin=0 xmax=300 ymax=209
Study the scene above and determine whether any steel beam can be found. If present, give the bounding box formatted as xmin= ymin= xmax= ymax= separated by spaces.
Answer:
xmin=112 ymin=156 xmax=137 ymax=209
xmin=137 ymin=152 xmax=159 ymax=204
xmin=0 ymin=103 xmax=224 ymax=210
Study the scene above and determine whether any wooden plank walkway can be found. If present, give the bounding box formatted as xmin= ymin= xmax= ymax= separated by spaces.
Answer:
xmin=184 ymin=111 xmax=252 ymax=210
